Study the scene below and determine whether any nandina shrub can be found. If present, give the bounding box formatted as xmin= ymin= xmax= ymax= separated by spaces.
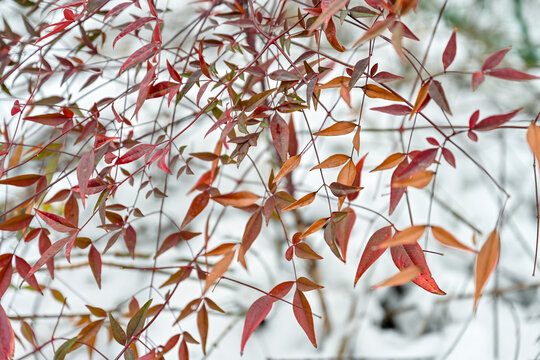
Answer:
xmin=1 ymin=0 xmax=539 ymax=359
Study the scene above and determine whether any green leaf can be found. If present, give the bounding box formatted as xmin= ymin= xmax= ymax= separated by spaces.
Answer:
xmin=126 ymin=299 xmax=152 ymax=339
xmin=53 ymin=337 xmax=78 ymax=360
xmin=109 ymin=313 xmax=127 ymax=345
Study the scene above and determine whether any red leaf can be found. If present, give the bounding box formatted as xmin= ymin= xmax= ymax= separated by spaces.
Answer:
xmin=26 ymin=233 xmax=77 ymax=281
xmin=293 ymin=290 xmax=317 ymax=347
xmin=324 ymin=18 xmax=345 ymax=52
xmin=88 ymin=245 xmax=102 ymax=288
xmin=157 ymin=147 xmax=171 ymax=174
xmin=15 ymin=256 xmax=42 ymax=294
xmin=395 ymin=148 xmax=438 ymax=180
xmin=240 ymin=295 xmax=273 ymax=354
xmin=104 ymin=2 xmax=132 ymax=20
xmin=389 ymin=159 xmax=408 ymax=214
xmin=124 ymin=225 xmax=137 ymax=259
xmin=428 ymin=80 xmax=452 ymax=115
xmin=371 ymin=71 xmax=404 ymax=83
xmin=271 ymin=114 xmax=289 ymax=163
xmin=0 ymin=174 xmax=42 ymax=187
xmin=354 ymin=226 xmax=392 ymax=285
xmin=334 ymin=207 xmax=355 ymax=261
xmin=113 ymin=17 xmax=155 ymax=47
xmin=24 ymin=113 xmax=70 ymax=126
xmin=36 ymin=20 xmax=72 ymax=43
xmin=178 ymin=339 xmax=189 ymax=360
xmin=0 ymin=261 xmax=13 ymax=299
xmin=0 ymin=305 xmax=15 ymax=359
xmin=155 ymin=232 xmax=182 ymax=258
xmin=390 ymin=243 xmax=445 ymax=295
xmin=486 ymin=68 xmax=539 ymax=81
xmin=119 ymin=43 xmax=159 ymax=75
xmin=35 ymin=210 xmax=77 ymax=233
xmin=482 ymin=47 xmax=511 ymax=71
xmin=198 ymin=41 xmax=211 ymax=78
xmin=442 ymin=27 xmax=457 ymax=71
xmin=441 ymin=148 xmax=456 ymax=168
xmin=473 ymin=108 xmax=522 ymax=131
xmin=39 ymin=233 xmax=54 ymax=278
xmin=240 ymin=210 xmax=262 ymax=256
xmin=117 ymin=144 xmax=155 ymax=164
xmin=77 ymin=149 xmax=94 ymax=206
xmin=181 ymin=192 xmax=209 ymax=228
xmin=0 ymin=214 xmax=33 ymax=231
xmin=471 ymin=71 xmax=485 ymax=91
xmin=347 ymin=154 xmax=367 ymax=201
xmin=469 ymin=110 xmax=480 ymax=129
xmin=11 ymin=100 xmax=21 ymax=116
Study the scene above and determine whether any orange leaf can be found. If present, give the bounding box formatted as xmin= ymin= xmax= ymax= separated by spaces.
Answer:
xmin=380 ymin=225 xmax=425 ymax=249
xmin=211 ymin=191 xmax=260 ymax=207
xmin=361 ymin=84 xmax=403 ymax=102
xmin=372 ymin=266 xmax=420 ymax=289
xmin=474 ymin=229 xmax=500 ymax=309
xmin=371 ymin=153 xmax=406 ymax=172
xmin=205 ymin=250 xmax=235 ymax=292
xmin=311 ymin=154 xmax=350 ymax=170
xmin=273 ymin=154 xmax=301 ymax=183
xmin=316 ymin=76 xmax=351 ymax=90
xmin=526 ymin=123 xmax=540 ymax=164
xmin=314 ymin=122 xmax=356 ymax=136
xmin=410 ymin=80 xmax=431 ymax=119
xmin=282 ymin=192 xmax=317 ymax=212
xmin=300 ymin=217 xmax=329 ymax=239
xmin=337 ymin=160 xmax=356 ymax=187
xmin=431 ymin=226 xmax=475 ymax=253
xmin=392 ymin=170 xmax=434 ymax=188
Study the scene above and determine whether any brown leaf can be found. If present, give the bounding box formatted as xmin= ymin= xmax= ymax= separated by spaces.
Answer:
xmin=314 ymin=122 xmax=356 ymax=136
xmin=474 ymin=230 xmax=500 ymax=309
